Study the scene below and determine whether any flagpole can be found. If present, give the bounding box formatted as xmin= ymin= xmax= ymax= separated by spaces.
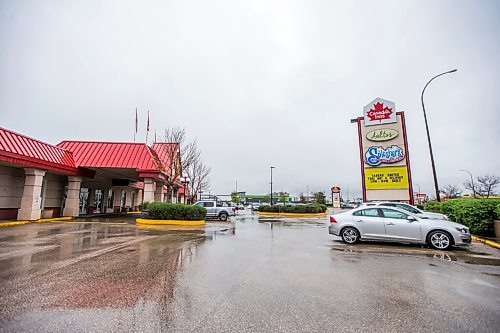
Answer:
xmin=146 ymin=110 xmax=150 ymax=144
xmin=134 ymin=107 xmax=138 ymax=142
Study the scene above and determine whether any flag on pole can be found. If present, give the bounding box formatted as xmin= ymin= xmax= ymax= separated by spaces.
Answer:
xmin=146 ymin=110 xmax=150 ymax=144
xmin=135 ymin=108 xmax=138 ymax=133
xmin=134 ymin=108 xmax=138 ymax=142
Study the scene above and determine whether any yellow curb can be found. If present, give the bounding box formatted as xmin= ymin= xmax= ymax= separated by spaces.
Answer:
xmin=34 ymin=217 xmax=74 ymax=223
xmin=126 ymin=211 xmax=141 ymax=214
xmin=0 ymin=221 xmax=30 ymax=227
xmin=257 ymin=211 xmax=328 ymax=218
xmin=137 ymin=224 xmax=205 ymax=231
xmin=64 ymin=221 xmax=129 ymax=225
xmin=136 ymin=218 xmax=205 ymax=226
xmin=472 ymin=235 xmax=500 ymax=250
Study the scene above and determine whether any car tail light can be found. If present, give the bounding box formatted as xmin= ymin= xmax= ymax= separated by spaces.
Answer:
xmin=330 ymin=216 xmax=337 ymax=223
xmin=232 ymin=208 xmax=236 ymax=213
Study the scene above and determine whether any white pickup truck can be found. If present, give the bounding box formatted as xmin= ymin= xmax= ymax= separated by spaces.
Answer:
xmin=194 ymin=201 xmax=236 ymax=221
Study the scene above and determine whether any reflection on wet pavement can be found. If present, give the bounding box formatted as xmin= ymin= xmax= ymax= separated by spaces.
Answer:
xmin=0 ymin=212 xmax=499 ymax=332
xmin=329 ymin=239 xmax=500 ymax=266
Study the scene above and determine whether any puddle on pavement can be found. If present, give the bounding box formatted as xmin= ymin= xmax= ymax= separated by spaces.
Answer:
xmin=258 ymin=217 xmax=327 ymax=228
xmin=329 ymin=243 xmax=500 ymax=266
xmin=460 ymin=257 xmax=500 ymax=266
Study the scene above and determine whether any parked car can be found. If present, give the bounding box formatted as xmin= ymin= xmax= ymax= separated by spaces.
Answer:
xmin=328 ymin=206 xmax=470 ymax=250
xmin=251 ymin=203 xmax=261 ymax=211
xmin=237 ymin=204 xmax=245 ymax=210
xmin=340 ymin=202 xmax=356 ymax=209
xmin=361 ymin=201 xmax=448 ymax=220
xmin=194 ymin=201 xmax=236 ymax=221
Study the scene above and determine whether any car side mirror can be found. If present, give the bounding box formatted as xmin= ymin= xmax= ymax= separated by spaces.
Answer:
xmin=407 ymin=216 xmax=417 ymax=222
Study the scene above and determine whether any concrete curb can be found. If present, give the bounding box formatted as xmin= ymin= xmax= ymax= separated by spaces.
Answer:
xmin=136 ymin=218 xmax=205 ymax=226
xmin=0 ymin=216 xmax=74 ymax=227
xmin=472 ymin=235 xmax=500 ymax=250
xmin=256 ymin=211 xmax=328 ymax=218
xmin=0 ymin=221 xmax=30 ymax=227
xmin=33 ymin=217 xmax=74 ymax=223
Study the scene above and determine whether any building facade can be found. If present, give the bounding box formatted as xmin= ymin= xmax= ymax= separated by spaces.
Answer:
xmin=0 ymin=127 xmax=185 ymax=221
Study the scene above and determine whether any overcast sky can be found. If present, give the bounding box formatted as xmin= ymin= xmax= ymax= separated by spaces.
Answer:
xmin=1 ymin=0 xmax=499 ymax=198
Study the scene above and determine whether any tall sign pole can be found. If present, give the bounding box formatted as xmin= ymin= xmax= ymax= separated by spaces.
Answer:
xmin=355 ymin=97 xmax=414 ymax=204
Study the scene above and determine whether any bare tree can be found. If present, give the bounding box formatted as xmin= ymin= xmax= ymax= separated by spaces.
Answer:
xmin=157 ymin=127 xmax=201 ymax=202
xmin=463 ymin=179 xmax=478 ymax=198
xmin=186 ymin=160 xmax=211 ymax=201
xmin=441 ymin=184 xmax=460 ymax=199
xmin=476 ymin=175 xmax=500 ymax=198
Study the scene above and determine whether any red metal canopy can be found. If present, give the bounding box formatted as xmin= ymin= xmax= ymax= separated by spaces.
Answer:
xmin=58 ymin=141 xmax=163 ymax=172
xmin=0 ymin=127 xmax=78 ymax=174
xmin=151 ymin=142 xmax=179 ymax=171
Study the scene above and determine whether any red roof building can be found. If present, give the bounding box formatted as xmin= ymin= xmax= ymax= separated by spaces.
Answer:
xmin=0 ymin=127 xmax=78 ymax=175
xmin=0 ymin=128 xmax=187 ymax=221
xmin=58 ymin=141 xmax=168 ymax=181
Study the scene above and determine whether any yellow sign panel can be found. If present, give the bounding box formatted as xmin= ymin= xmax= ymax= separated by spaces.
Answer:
xmin=365 ymin=166 xmax=409 ymax=190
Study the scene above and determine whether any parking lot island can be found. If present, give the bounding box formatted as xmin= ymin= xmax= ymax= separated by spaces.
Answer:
xmin=135 ymin=217 xmax=205 ymax=226
xmin=137 ymin=202 xmax=207 ymax=225
xmin=257 ymin=204 xmax=328 ymax=217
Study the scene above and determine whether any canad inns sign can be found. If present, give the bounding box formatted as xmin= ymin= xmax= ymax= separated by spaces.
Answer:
xmin=355 ymin=97 xmax=414 ymax=204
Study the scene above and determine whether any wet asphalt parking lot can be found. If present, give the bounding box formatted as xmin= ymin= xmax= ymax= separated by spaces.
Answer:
xmin=0 ymin=210 xmax=499 ymax=333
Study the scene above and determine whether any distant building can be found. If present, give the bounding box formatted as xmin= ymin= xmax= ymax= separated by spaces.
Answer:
xmin=239 ymin=192 xmax=290 ymax=204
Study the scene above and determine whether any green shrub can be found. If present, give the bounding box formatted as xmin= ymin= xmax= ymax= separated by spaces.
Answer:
xmin=258 ymin=204 xmax=326 ymax=214
xmin=147 ymin=202 xmax=206 ymax=221
xmin=425 ymin=199 xmax=500 ymax=236
xmin=138 ymin=201 xmax=152 ymax=211
xmin=496 ymin=203 xmax=500 ymax=220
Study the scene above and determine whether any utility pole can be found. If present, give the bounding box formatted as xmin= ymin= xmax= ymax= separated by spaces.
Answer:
xmin=421 ymin=69 xmax=457 ymax=201
xmin=270 ymin=167 xmax=275 ymax=205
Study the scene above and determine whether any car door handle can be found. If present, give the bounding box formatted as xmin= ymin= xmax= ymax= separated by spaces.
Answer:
xmin=386 ymin=223 xmax=395 ymax=226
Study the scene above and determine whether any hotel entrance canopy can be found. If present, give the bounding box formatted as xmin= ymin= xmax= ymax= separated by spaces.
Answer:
xmin=57 ymin=141 xmax=169 ymax=183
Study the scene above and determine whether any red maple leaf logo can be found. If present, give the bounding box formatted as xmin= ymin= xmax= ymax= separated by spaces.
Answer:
xmin=367 ymin=102 xmax=393 ymax=122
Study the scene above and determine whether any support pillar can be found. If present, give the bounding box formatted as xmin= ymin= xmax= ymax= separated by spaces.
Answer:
xmin=87 ymin=188 xmax=95 ymax=214
xmin=62 ymin=176 xmax=83 ymax=217
xmin=102 ymin=189 xmax=109 ymax=213
xmin=113 ymin=188 xmax=122 ymax=213
xmin=143 ymin=178 xmax=155 ymax=203
xmin=18 ymin=168 xmax=46 ymax=221
xmin=154 ymin=181 xmax=164 ymax=202
xmin=137 ymin=189 xmax=143 ymax=207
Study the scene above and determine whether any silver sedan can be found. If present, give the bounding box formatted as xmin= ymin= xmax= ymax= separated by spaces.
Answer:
xmin=328 ymin=206 xmax=471 ymax=250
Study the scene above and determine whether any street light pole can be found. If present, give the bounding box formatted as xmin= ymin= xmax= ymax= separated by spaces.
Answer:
xmin=270 ymin=166 xmax=275 ymax=205
xmin=460 ymin=169 xmax=476 ymax=198
xmin=421 ymin=69 xmax=457 ymax=202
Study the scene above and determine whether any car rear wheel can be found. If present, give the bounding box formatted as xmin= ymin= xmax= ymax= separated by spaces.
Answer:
xmin=428 ymin=231 xmax=452 ymax=250
xmin=219 ymin=212 xmax=228 ymax=221
xmin=341 ymin=227 xmax=359 ymax=244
